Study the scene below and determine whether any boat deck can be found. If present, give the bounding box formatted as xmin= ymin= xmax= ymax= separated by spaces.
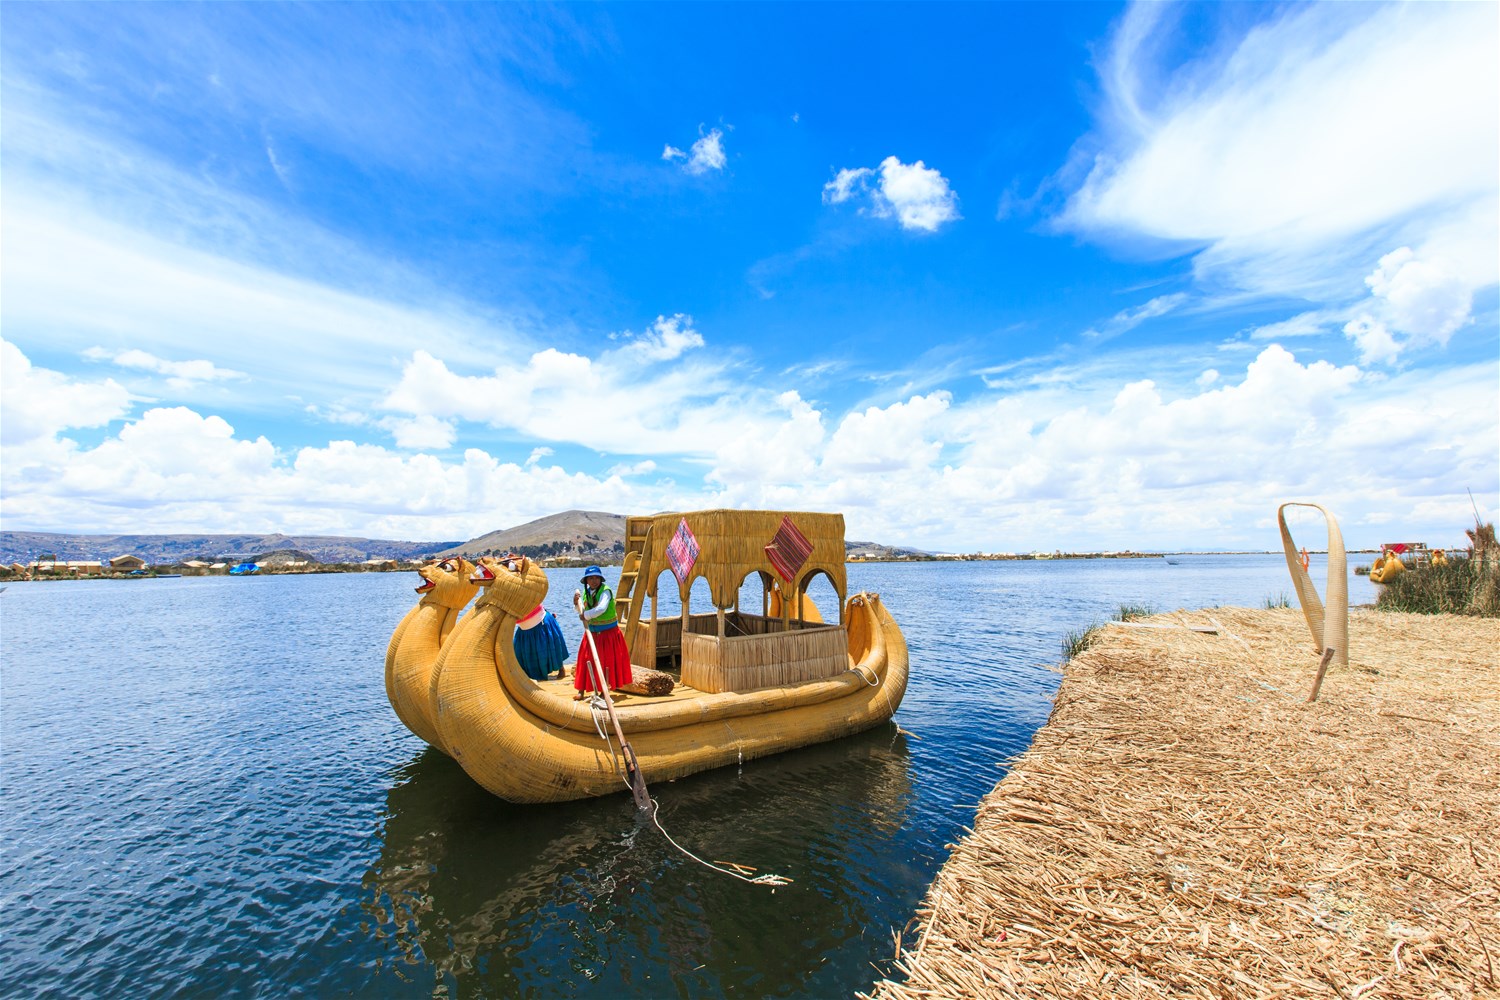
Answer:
xmin=534 ymin=666 xmax=716 ymax=706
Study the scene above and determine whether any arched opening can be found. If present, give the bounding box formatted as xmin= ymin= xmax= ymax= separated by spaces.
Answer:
xmin=685 ymin=575 xmax=716 ymax=635
xmin=795 ymin=567 xmax=843 ymax=625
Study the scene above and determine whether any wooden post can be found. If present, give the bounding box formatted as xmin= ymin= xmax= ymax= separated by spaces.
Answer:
xmin=1307 ymin=647 xmax=1336 ymax=703
xmin=716 ymin=606 xmax=726 ymax=639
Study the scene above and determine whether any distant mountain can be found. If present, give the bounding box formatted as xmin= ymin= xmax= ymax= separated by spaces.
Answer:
xmin=0 ymin=531 xmax=457 ymax=566
xmin=845 ymin=539 xmax=933 ymax=560
xmin=439 ymin=510 xmax=626 ymax=560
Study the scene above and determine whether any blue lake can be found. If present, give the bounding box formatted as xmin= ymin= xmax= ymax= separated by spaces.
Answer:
xmin=0 ymin=555 xmax=1372 ymax=997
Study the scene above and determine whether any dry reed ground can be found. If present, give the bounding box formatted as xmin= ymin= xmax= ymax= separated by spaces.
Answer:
xmin=869 ymin=607 xmax=1500 ymax=1000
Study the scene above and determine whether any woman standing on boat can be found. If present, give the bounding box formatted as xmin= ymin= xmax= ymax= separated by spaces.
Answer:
xmin=572 ymin=565 xmax=633 ymax=700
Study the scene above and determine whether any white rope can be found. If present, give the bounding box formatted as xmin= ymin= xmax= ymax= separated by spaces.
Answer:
xmin=647 ymin=798 xmax=792 ymax=887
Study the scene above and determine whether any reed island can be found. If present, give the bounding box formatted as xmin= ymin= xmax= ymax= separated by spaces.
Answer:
xmin=870 ymin=602 xmax=1498 ymax=999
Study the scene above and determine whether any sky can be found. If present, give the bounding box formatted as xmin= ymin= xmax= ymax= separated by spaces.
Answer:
xmin=1 ymin=1 xmax=1496 ymax=553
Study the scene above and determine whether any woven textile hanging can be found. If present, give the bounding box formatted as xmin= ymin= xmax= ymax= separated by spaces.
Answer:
xmin=764 ymin=515 xmax=813 ymax=582
xmin=666 ymin=517 xmax=700 ymax=584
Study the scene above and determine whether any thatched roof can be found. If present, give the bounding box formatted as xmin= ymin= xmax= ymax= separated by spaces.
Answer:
xmin=641 ymin=509 xmax=847 ymax=610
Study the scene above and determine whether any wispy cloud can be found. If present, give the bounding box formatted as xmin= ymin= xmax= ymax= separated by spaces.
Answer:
xmin=83 ymin=347 xmax=248 ymax=390
xmin=662 ymin=125 xmax=728 ymax=175
xmin=1082 ymin=292 xmax=1187 ymax=343
xmin=1060 ymin=2 xmax=1498 ymax=360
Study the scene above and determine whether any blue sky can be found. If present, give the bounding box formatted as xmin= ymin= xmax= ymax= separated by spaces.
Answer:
xmin=2 ymin=2 xmax=1496 ymax=552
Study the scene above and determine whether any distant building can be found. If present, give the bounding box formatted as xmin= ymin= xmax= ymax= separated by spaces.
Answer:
xmin=182 ymin=560 xmax=210 ymax=569
xmin=110 ymin=555 xmax=147 ymax=571
xmin=28 ymin=560 xmax=104 ymax=576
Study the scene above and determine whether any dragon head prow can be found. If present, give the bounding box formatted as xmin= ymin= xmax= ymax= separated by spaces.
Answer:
xmin=413 ymin=557 xmax=479 ymax=609
xmin=471 ymin=553 xmax=550 ymax=617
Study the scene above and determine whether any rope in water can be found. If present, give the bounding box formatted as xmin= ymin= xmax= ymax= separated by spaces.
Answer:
xmin=588 ymin=695 xmax=793 ymax=888
xmin=646 ymin=798 xmax=792 ymax=887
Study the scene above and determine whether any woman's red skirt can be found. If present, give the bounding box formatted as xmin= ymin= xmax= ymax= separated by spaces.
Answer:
xmin=575 ymin=625 xmax=633 ymax=691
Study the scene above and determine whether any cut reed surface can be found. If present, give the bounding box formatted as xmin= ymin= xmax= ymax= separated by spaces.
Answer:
xmin=869 ymin=606 xmax=1500 ymax=1000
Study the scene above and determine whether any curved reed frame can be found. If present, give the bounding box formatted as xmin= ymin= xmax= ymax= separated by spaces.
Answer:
xmin=384 ymin=557 xmax=478 ymax=751
xmin=1277 ymin=502 xmax=1348 ymax=669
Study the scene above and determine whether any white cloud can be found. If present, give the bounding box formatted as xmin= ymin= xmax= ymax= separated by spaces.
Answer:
xmin=379 ymin=414 xmax=457 ymax=451
xmin=607 ymin=459 xmax=657 ymax=478
xmin=379 ymin=314 xmax=795 ymax=458
xmin=612 ymin=314 xmax=705 ymax=362
xmin=1 ymin=338 xmax=133 ymax=447
xmin=1341 ymin=315 xmax=1402 ymax=367
xmin=823 ymin=167 xmax=872 ymax=205
xmin=1361 ymin=247 xmax=1473 ymax=346
xmin=1083 ymin=292 xmax=1187 ymax=342
xmin=822 ymin=156 xmax=961 ymax=232
xmin=1246 ymin=310 xmax=1339 ymax=341
xmin=2 ymin=339 xmax=1494 ymax=551
xmin=1061 ymin=2 xmax=1498 ymax=323
xmin=83 ymin=346 xmax=248 ymax=390
xmin=663 ymin=126 xmax=727 ymax=175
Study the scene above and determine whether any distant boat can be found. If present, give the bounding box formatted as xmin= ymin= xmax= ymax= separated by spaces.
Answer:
xmin=1163 ymin=555 xmax=1181 ymax=565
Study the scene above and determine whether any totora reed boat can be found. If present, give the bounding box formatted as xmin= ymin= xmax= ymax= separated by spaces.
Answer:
xmin=384 ymin=509 xmax=909 ymax=803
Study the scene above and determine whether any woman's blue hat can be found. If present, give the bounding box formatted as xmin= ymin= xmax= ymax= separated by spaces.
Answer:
xmin=581 ymin=565 xmax=604 ymax=581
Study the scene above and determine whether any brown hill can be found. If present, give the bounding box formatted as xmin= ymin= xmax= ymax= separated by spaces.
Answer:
xmin=440 ymin=510 xmax=627 ymax=561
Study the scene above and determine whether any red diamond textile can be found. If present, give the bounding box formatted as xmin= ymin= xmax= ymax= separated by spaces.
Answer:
xmin=764 ymin=516 xmax=813 ymax=583
xmin=666 ymin=518 xmax=700 ymax=585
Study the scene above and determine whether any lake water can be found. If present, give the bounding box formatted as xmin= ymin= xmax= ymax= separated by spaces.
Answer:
xmin=0 ymin=555 xmax=1372 ymax=997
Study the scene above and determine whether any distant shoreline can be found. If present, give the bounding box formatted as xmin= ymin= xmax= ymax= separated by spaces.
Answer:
xmin=2 ymin=549 xmax=1374 ymax=583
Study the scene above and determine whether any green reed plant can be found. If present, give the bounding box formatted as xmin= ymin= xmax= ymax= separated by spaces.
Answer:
xmin=1263 ymin=592 xmax=1292 ymax=609
xmin=1376 ymin=556 xmax=1500 ymax=617
xmin=1062 ymin=604 xmax=1156 ymax=660
xmin=1061 ymin=624 xmax=1103 ymax=660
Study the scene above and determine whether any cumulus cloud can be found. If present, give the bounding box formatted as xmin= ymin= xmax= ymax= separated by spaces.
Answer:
xmin=822 ymin=156 xmax=961 ymax=232
xmin=2 ymin=338 xmax=1494 ymax=550
xmin=2 ymin=338 xmax=132 ymax=446
xmin=1339 ymin=246 xmax=1476 ymax=366
xmin=1360 ymin=247 xmax=1473 ymax=346
xmin=1061 ymin=2 xmax=1498 ymax=329
xmin=663 ymin=126 xmax=727 ymax=175
xmin=379 ymin=313 xmax=797 ymax=458
xmin=378 ymin=413 xmax=457 ymax=451
xmin=1341 ymin=316 xmax=1402 ymax=367
xmin=610 ymin=313 xmax=706 ymax=362
xmin=83 ymin=346 xmax=248 ymax=390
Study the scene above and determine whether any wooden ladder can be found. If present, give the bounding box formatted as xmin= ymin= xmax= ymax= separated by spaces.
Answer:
xmin=615 ymin=516 xmax=655 ymax=657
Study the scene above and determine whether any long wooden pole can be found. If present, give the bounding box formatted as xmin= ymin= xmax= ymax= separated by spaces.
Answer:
xmin=581 ymin=621 xmax=651 ymax=811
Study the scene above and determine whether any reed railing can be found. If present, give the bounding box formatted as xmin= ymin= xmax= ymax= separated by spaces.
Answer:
xmin=682 ymin=621 xmax=848 ymax=694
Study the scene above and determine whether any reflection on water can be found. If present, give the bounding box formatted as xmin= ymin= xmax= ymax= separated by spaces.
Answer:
xmin=0 ymin=555 xmax=1362 ymax=996
xmin=362 ymin=729 xmax=915 ymax=997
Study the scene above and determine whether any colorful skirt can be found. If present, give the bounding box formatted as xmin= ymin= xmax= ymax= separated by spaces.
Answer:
xmin=574 ymin=624 xmax=633 ymax=692
xmin=513 ymin=608 xmax=567 ymax=681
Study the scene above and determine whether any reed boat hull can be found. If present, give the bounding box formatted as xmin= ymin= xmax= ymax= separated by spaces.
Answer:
xmin=422 ymin=592 xmax=909 ymax=803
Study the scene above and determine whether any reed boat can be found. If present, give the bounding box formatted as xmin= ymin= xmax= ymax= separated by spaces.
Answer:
xmin=384 ymin=510 xmax=910 ymax=803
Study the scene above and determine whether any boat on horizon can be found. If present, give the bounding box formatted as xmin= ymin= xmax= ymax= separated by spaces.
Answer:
xmin=384 ymin=509 xmax=910 ymax=803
